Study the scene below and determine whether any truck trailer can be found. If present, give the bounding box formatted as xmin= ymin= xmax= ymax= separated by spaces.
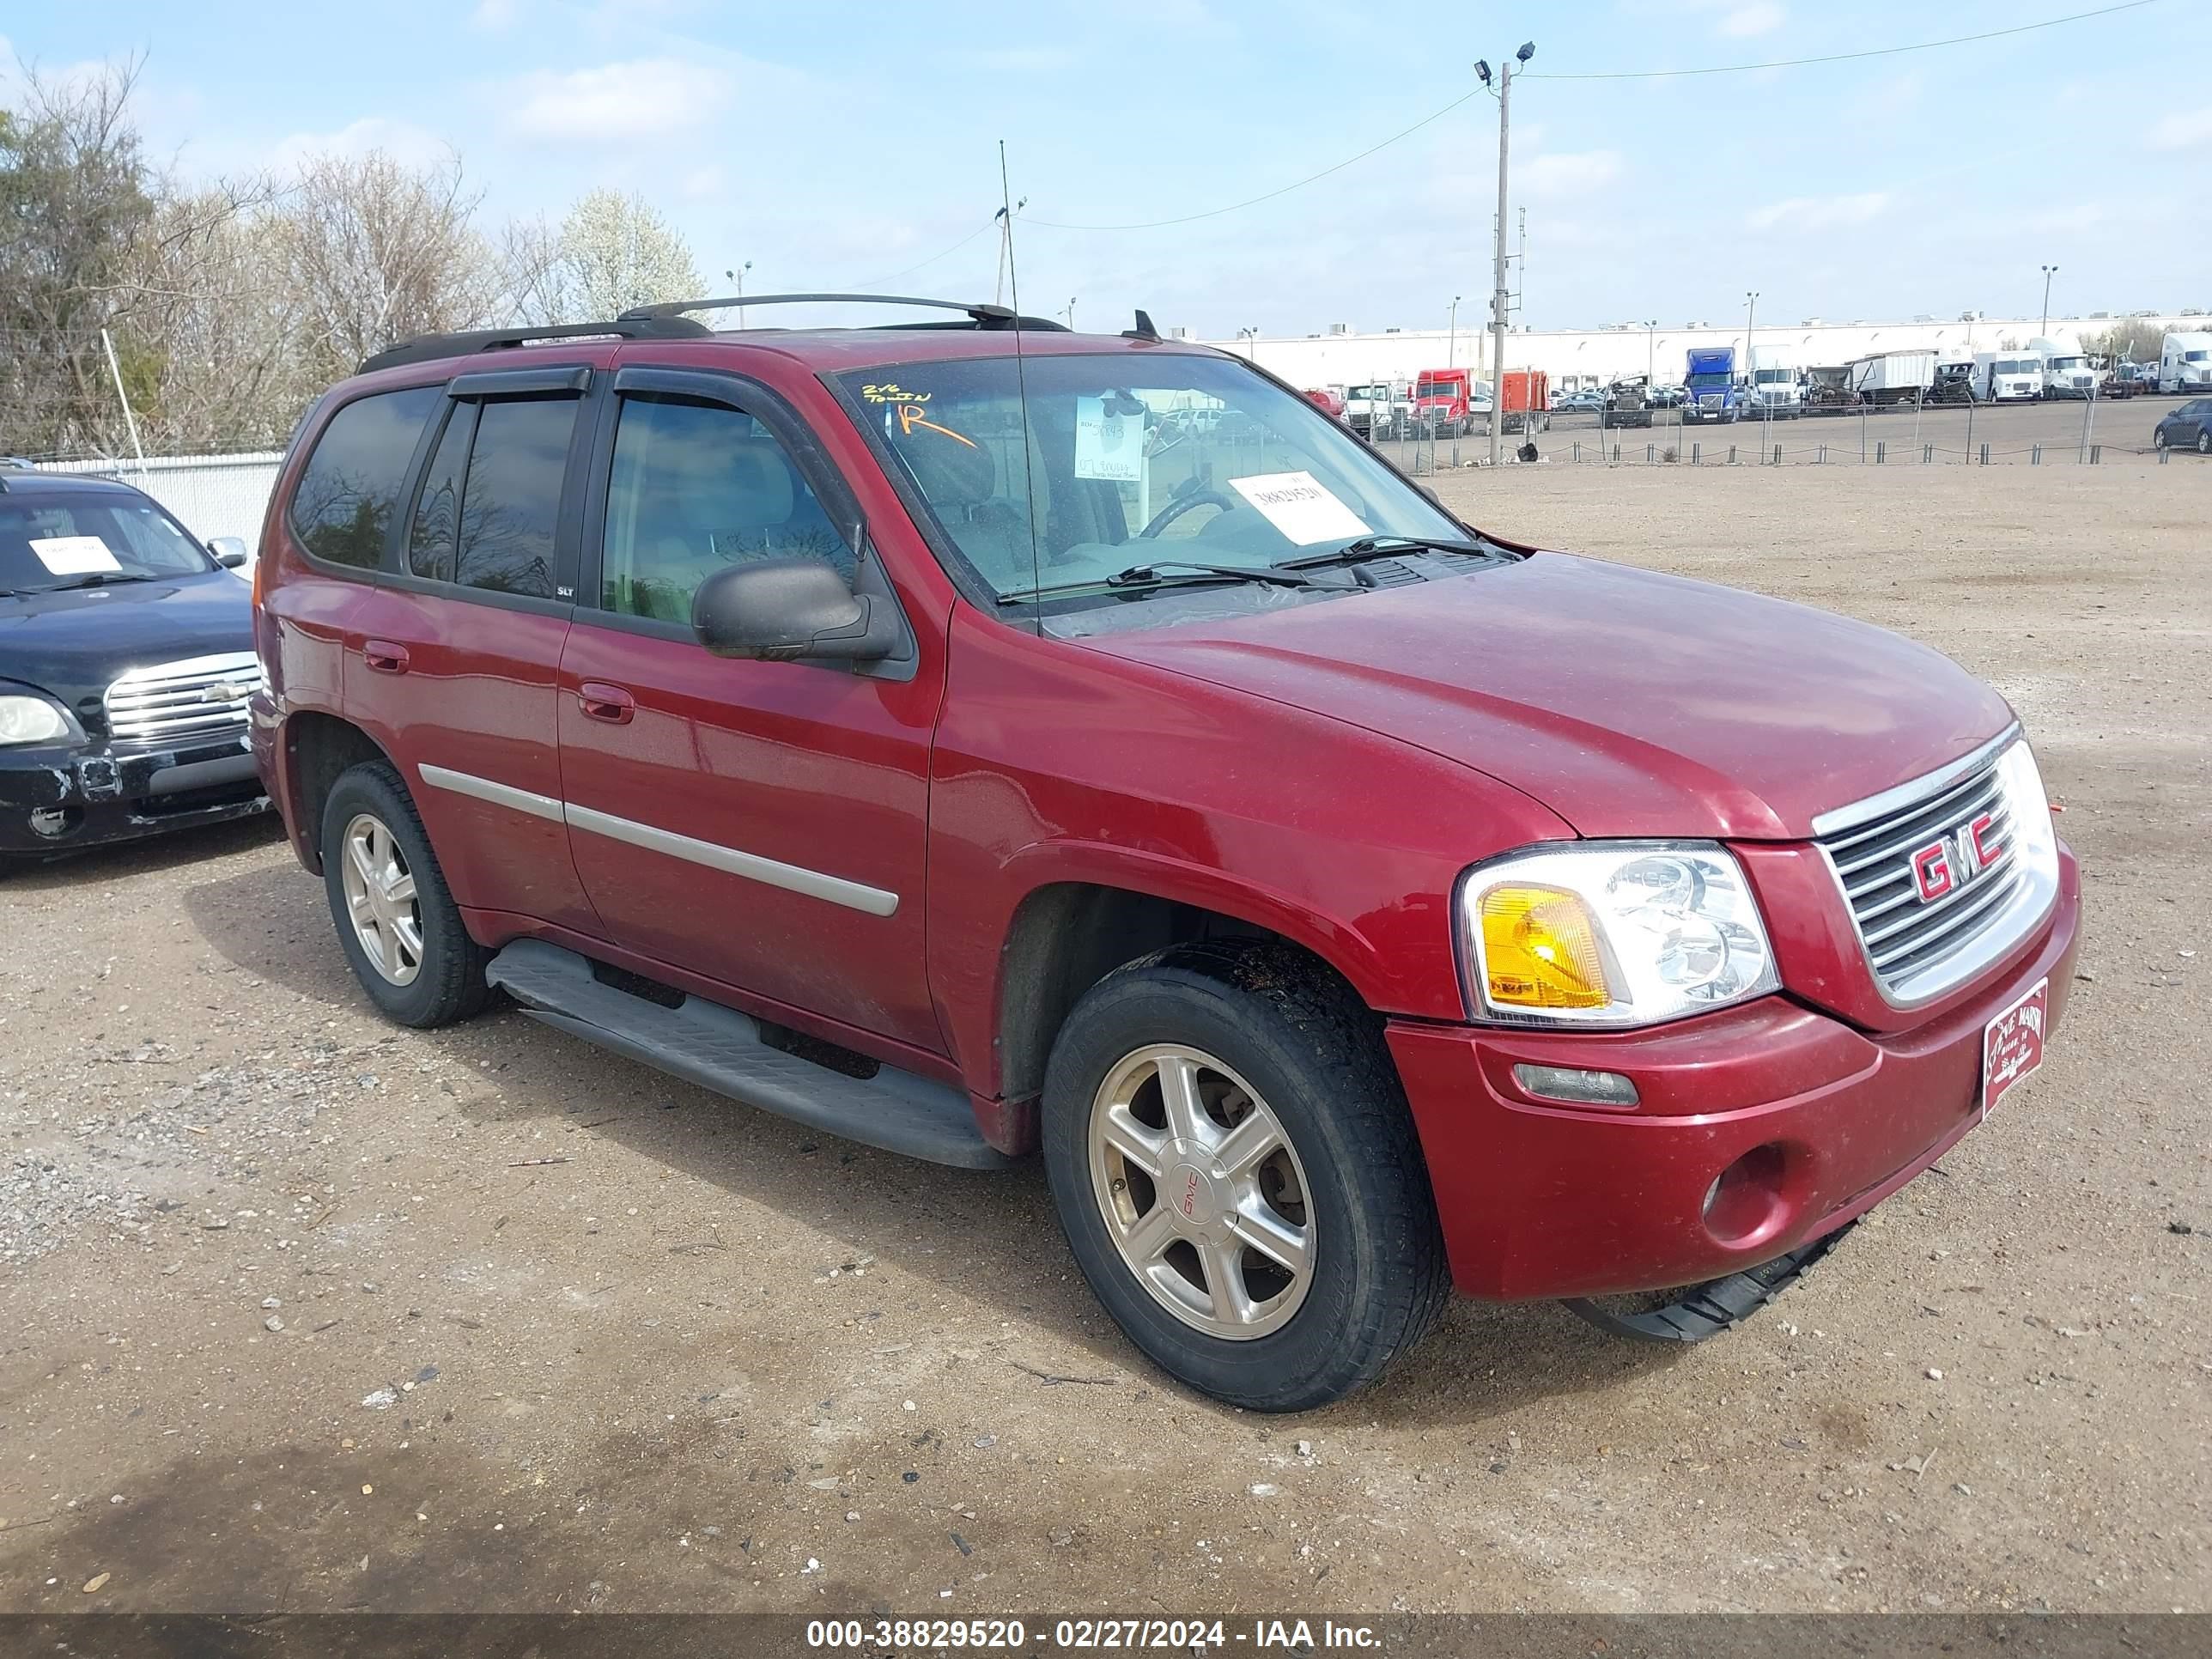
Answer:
xmin=1847 ymin=349 xmax=1936 ymax=407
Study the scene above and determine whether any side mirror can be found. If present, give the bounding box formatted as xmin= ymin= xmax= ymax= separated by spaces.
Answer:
xmin=692 ymin=557 xmax=897 ymax=664
xmin=208 ymin=536 xmax=251 ymax=568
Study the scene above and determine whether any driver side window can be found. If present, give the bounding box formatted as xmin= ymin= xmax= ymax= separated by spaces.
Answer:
xmin=600 ymin=395 xmax=854 ymax=623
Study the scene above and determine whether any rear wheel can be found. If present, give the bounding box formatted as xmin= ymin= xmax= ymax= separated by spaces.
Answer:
xmin=1041 ymin=941 xmax=1449 ymax=1411
xmin=321 ymin=761 xmax=490 ymax=1027
xmin=2198 ymin=428 xmax=2210 ymax=455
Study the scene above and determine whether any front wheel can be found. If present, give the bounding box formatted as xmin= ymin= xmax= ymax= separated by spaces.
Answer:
xmin=2198 ymin=429 xmax=2210 ymax=456
xmin=321 ymin=760 xmax=491 ymax=1027
xmin=1041 ymin=942 xmax=1449 ymax=1412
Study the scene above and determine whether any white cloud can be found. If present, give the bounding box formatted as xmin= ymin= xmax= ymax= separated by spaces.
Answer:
xmin=268 ymin=116 xmax=455 ymax=172
xmin=499 ymin=58 xmax=736 ymax=144
xmin=1746 ymin=191 xmax=1890 ymax=230
xmin=2149 ymin=107 xmax=2212 ymax=150
xmin=471 ymin=0 xmax=521 ymax=29
xmin=1718 ymin=2 xmax=1786 ymax=38
xmin=1521 ymin=149 xmax=1625 ymax=196
xmin=945 ymin=46 xmax=1075 ymax=74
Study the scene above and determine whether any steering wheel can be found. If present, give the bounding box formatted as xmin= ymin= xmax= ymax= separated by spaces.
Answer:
xmin=1139 ymin=490 xmax=1236 ymax=540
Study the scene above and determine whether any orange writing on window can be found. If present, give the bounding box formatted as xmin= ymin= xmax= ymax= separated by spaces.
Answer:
xmin=896 ymin=403 xmax=978 ymax=449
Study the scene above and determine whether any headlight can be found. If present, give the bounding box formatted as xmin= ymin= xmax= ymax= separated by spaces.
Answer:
xmin=1994 ymin=738 xmax=2059 ymax=887
xmin=0 ymin=695 xmax=71 ymax=746
xmin=1458 ymin=842 xmax=1780 ymax=1027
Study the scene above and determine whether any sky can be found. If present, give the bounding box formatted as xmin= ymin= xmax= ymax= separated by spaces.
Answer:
xmin=5 ymin=0 xmax=2209 ymax=341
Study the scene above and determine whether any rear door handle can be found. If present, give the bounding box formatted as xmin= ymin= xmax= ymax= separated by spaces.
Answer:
xmin=578 ymin=682 xmax=635 ymax=724
xmin=362 ymin=640 xmax=410 ymax=674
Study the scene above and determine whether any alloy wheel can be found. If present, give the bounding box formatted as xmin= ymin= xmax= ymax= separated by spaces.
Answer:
xmin=339 ymin=811 xmax=423 ymax=986
xmin=1086 ymin=1044 xmax=1315 ymax=1340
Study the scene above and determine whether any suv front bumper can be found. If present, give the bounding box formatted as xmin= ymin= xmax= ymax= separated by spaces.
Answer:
xmin=1389 ymin=848 xmax=2081 ymax=1301
xmin=0 ymin=729 xmax=269 ymax=857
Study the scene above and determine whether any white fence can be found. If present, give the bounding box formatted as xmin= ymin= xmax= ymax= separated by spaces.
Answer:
xmin=39 ymin=451 xmax=284 ymax=553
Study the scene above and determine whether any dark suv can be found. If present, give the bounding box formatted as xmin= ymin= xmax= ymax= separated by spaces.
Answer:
xmin=2 ymin=465 xmax=263 ymax=860
xmin=253 ymin=295 xmax=2080 ymax=1410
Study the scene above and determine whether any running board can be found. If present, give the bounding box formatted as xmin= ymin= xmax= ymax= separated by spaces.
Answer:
xmin=1559 ymin=1219 xmax=1858 ymax=1345
xmin=485 ymin=940 xmax=1011 ymax=1170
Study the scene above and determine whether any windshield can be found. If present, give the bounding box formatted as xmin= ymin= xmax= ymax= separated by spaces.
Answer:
xmin=1347 ymin=384 xmax=1391 ymax=401
xmin=2186 ymin=350 xmax=2210 ymax=363
xmin=840 ymin=352 xmax=1465 ymax=619
xmin=1753 ymin=368 xmax=1792 ymax=384
xmin=1996 ymin=358 xmax=2039 ymax=375
xmin=2047 ymin=356 xmax=2085 ymax=371
xmin=1414 ymin=380 xmax=1451 ymax=398
xmin=0 ymin=492 xmax=215 ymax=595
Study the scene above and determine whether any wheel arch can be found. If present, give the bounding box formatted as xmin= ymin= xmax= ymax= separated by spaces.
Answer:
xmin=280 ymin=710 xmax=395 ymax=875
xmin=990 ymin=867 xmax=1384 ymax=1135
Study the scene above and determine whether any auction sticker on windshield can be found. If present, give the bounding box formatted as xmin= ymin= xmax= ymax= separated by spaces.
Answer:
xmin=1227 ymin=471 xmax=1370 ymax=545
xmin=29 ymin=535 xmax=123 ymax=575
xmin=1074 ymin=396 xmax=1146 ymax=482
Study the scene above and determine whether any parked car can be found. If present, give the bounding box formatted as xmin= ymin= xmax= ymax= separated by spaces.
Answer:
xmin=254 ymin=295 xmax=2081 ymax=1411
xmin=2154 ymin=398 xmax=2212 ymax=454
xmin=1 ymin=465 xmax=263 ymax=863
xmin=1553 ymin=387 xmax=1605 ymax=412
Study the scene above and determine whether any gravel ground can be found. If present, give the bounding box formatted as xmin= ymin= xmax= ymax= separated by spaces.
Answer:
xmin=0 ymin=459 xmax=2205 ymax=1618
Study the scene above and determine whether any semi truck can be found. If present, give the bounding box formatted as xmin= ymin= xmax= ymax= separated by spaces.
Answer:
xmin=1680 ymin=347 xmax=1746 ymax=422
xmin=2030 ymin=337 xmax=2098 ymax=399
xmin=1344 ymin=381 xmax=1410 ymax=441
xmin=1598 ymin=376 xmax=1654 ymax=428
xmin=1929 ymin=354 xmax=1976 ymax=404
xmin=1411 ymin=368 xmax=1488 ymax=436
xmin=1746 ymin=347 xmax=1803 ymax=417
xmin=2160 ymin=331 xmax=2212 ymax=394
xmin=1846 ymin=349 xmax=1936 ymax=407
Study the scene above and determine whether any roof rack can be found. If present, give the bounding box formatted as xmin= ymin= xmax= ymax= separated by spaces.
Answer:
xmin=618 ymin=293 xmax=1068 ymax=331
xmin=356 ymin=315 xmax=713 ymax=375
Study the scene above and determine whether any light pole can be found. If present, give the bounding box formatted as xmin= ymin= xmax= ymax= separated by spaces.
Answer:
xmin=2039 ymin=264 xmax=2058 ymax=337
xmin=726 ymin=262 xmax=752 ymax=327
xmin=1448 ymin=295 xmax=1462 ymax=368
xmin=1237 ymin=326 xmax=1258 ymax=362
xmin=1477 ymin=41 xmax=1534 ymax=467
xmin=1644 ymin=319 xmax=1657 ymax=386
xmin=1066 ymin=296 xmax=1078 ymax=331
xmin=1743 ymin=291 xmax=1759 ymax=416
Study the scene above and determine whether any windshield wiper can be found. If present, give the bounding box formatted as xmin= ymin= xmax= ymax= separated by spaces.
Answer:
xmin=998 ymin=560 xmax=1351 ymax=605
xmin=41 ymin=571 xmax=162 ymax=592
xmin=1277 ymin=534 xmax=1488 ymax=572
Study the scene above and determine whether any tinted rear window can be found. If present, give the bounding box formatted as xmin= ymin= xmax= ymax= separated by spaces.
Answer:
xmin=452 ymin=398 xmax=578 ymax=600
xmin=290 ymin=386 xmax=441 ymax=569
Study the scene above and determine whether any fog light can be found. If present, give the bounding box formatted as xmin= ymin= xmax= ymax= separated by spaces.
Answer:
xmin=1703 ymin=1143 xmax=1789 ymax=1247
xmin=1512 ymin=1063 xmax=1639 ymax=1107
xmin=28 ymin=805 xmax=77 ymax=839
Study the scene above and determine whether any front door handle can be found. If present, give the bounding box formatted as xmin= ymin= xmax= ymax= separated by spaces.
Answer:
xmin=362 ymin=639 xmax=410 ymax=674
xmin=578 ymin=682 xmax=635 ymax=724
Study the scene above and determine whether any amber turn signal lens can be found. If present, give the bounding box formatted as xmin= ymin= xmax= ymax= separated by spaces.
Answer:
xmin=1479 ymin=884 xmax=1610 ymax=1009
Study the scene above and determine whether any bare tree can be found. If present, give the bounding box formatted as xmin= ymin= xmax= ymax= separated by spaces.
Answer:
xmin=0 ymin=58 xmax=158 ymax=456
xmin=264 ymin=149 xmax=498 ymax=382
xmin=2080 ymin=319 xmax=2167 ymax=367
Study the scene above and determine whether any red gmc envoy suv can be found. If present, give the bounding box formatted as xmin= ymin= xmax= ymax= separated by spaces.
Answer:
xmin=252 ymin=295 xmax=2081 ymax=1410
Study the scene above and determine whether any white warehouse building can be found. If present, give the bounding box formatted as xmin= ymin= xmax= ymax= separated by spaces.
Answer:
xmin=1194 ymin=313 xmax=2198 ymax=393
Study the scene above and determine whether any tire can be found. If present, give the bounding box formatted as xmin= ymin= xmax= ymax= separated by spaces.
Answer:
xmin=320 ymin=760 xmax=491 ymax=1027
xmin=2198 ymin=429 xmax=2210 ymax=456
xmin=1040 ymin=940 xmax=1449 ymax=1412
xmin=2155 ymin=428 xmax=2169 ymax=450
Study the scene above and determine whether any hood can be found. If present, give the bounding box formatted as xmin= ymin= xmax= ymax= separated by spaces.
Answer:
xmin=1081 ymin=552 xmax=2014 ymax=841
xmin=0 ymin=571 xmax=252 ymax=732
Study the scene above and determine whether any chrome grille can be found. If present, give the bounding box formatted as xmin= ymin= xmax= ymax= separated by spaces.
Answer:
xmin=104 ymin=652 xmax=262 ymax=744
xmin=1815 ymin=733 xmax=2040 ymax=1003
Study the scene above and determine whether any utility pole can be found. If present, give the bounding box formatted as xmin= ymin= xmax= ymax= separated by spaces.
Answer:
xmin=1480 ymin=49 xmax=1533 ymax=466
xmin=726 ymin=262 xmax=752 ymax=327
xmin=2040 ymin=264 xmax=2057 ymax=337
xmin=1743 ymin=291 xmax=1759 ymax=420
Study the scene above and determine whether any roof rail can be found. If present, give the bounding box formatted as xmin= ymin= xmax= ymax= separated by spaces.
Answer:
xmin=618 ymin=293 xmax=1068 ymax=331
xmin=356 ymin=315 xmax=713 ymax=375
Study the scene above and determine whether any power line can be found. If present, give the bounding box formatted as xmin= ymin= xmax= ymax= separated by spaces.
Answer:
xmin=1021 ymin=89 xmax=1482 ymax=232
xmin=1523 ymin=1 xmax=2163 ymax=82
xmin=854 ymin=218 xmax=998 ymax=288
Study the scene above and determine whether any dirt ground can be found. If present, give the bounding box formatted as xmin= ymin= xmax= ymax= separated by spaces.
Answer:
xmin=2 ymin=460 xmax=2206 ymax=1620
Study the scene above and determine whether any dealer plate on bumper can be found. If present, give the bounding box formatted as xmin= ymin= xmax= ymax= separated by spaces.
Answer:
xmin=1982 ymin=976 xmax=2048 ymax=1118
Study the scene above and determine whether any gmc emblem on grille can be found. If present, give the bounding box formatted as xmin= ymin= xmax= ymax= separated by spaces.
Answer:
xmin=1910 ymin=811 xmax=2006 ymax=903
